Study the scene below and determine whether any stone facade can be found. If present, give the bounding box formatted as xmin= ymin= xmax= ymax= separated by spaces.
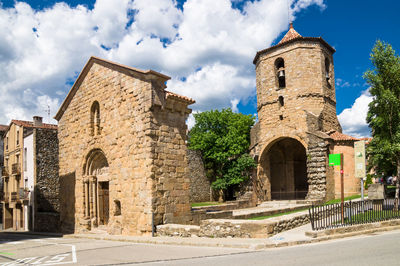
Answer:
xmin=56 ymin=57 xmax=194 ymax=235
xmin=188 ymin=150 xmax=211 ymax=203
xmin=251 ymin=24 xmax=342 ymax=202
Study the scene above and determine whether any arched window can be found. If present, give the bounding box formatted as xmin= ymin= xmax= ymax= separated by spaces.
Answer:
xmin=90 ymin=101 xmax=101 ymax=136
xmin=275 ymin=58 xmax=286 ymax=88
xmin=325 ymin=58 xmax=331 ymax=85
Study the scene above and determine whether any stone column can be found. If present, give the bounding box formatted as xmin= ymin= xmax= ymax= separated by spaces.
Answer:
xmin=89 ymin=177 xmax=94 ymax=218
xmin=84 ymin=178 xmax=90 ymax=218
xmin=91 ymin=176 xmax=98 ymax=225
xmin=82 ymin=179 xmax=86 ymax=217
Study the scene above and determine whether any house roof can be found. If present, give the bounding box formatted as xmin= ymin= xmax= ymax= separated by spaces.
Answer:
xmin=11 ymin=120 xmax=58 ymax=130
xmin=328 ymin=131 xmax=359 ymax=141
xmin=0 ymin=125 xmax=8 ymax=132
xmin=166 ymin=91 xmax=195 ymax=104
xmin=253 ymin=23 xmax=335 ymax=64
xmin=54 ymin=56 xmax=173 ymax=121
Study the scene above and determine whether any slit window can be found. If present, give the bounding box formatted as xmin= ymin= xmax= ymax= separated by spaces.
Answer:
xmin=278 ymin=96 xmax=284 ymax=107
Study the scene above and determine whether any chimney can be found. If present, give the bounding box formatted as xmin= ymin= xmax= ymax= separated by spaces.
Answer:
xmin=33 ymin=116 xmax=43 ymax=127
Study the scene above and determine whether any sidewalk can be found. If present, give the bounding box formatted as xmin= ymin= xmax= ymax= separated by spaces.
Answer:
xmin=64 ymin=220 xmax=400 ymax=250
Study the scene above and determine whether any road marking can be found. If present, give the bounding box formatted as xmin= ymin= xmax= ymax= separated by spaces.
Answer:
xmin=0 ymin=242 xmax=77 ymax=266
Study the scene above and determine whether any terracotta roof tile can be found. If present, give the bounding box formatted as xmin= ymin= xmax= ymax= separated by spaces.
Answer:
xmin=328 ymin=131 xmax=359 ymax=141
xmin=166 ymin=91 xmax=195 ymax=104
xmin=11 ymin=119 xmax=58 ymax=130
xmin=278 ymin=23 xmax=302 ymax=44
xmin=0 ymin=125 xmax=8 ymax=131
xmin=253 ymin=23 xmax=335 ymax=65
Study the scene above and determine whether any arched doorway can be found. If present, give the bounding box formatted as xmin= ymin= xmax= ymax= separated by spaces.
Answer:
xmin=83 ymin=149 xmax=110 ymax=227
xmin=259 ymin=138 xmax=308 ymax=200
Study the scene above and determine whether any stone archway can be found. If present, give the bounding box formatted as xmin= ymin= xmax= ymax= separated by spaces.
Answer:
xmin=258 ymin=138 xmax=308 ymax=200
xmin=83 ymin=149 xmax=110 ymax=228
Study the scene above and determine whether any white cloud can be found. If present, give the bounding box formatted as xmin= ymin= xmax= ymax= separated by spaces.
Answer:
xmin=338 ymin=90 xmax=373 ymax=138
xmin=0 ymin=0 xmax=327 ymax=126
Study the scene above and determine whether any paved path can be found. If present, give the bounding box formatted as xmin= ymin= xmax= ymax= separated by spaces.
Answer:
xmin=0 ymin=230 xmax=398 ymax=265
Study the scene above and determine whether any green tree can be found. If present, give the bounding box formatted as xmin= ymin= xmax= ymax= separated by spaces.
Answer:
xmin=188 ymin=108 xmax=256 ymax=200
xmin=365 ymin=40 xmax=400 ymax=204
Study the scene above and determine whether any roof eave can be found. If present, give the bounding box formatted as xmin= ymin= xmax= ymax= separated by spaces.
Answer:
xmin=253 ymin=37 xmax=336 ymax=65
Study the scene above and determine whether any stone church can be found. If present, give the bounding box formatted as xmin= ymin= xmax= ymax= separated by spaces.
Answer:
xmin=250 ymin=24 xmax=360 ymax=203
xmin=55 ymin=57 xmax=194 ymax=235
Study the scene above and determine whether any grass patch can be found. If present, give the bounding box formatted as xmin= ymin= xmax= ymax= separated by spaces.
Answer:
xmin=191 ymin=202 xmax=224 ymax=207
xmin=324 ymin=194 xmax=365 ymax=205
xmin=248 ymin=208 xmax=308 ymax=220
xmin=344 ymin=210 xmax=400 ymax=223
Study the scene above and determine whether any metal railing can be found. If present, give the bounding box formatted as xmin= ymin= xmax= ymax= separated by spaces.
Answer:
xmin=309 ymin=199 xmax=400 ymax=231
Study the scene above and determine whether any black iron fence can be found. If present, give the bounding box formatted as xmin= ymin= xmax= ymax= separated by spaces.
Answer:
xmin=309 ymin=199 xmax=400 ymax=231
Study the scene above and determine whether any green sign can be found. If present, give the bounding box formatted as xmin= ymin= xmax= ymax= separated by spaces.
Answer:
xmin=329 ymin=153 xmax=341 ymax=166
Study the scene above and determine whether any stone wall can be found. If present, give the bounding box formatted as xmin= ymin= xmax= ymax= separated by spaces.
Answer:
xmin=188 ymin=149 xmax=211 ymax=203
xmin=34 ymin=128 xmax=60 ymax=232
xmin=251 ymin=37 xmax=342 ymax=203
xmin=157 ymin=211 xmax=310 ymax=238
xmin=57 ymin=58 xmax=193 ymax=236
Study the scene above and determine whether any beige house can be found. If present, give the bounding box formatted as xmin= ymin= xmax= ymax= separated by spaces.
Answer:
xmin=55 ymin=56 xmax=194 ymax=235
xmin=250 ymin=24 xmax=360 ymax=202
xmin=1 ymin=117 xmax=58 ymax=231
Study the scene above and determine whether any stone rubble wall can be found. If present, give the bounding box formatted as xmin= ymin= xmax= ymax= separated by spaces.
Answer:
xmin=157 ymin=211 xmax=310 ymax=238
xmin=187 ymin=149 xmax=211 ymax=203
xmin=34 ymin=128 xmax=60 ymax=232
xmin=306 ymin=139 xmax=328 ymax=201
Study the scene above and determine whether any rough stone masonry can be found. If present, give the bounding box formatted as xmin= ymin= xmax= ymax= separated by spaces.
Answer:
xmin=56 ymin=57 xmax=195 ymax=235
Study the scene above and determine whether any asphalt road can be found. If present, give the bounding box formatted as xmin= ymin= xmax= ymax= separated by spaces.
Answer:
xmin=0 ymin=230 xmax=398 ymax=265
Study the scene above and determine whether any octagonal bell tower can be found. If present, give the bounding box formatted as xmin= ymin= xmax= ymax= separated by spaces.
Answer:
xmin=251 ymin=24 xmax=341 ymax=202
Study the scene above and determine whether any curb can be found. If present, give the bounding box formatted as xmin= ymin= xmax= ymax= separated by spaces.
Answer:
xmin=63 ymin=224 xmax=400 ymax=250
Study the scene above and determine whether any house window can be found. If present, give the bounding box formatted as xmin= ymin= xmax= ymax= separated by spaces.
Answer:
xmin=275 ymin=58 xmax=286 ymax=88
xmin=16 ymin=130 xmax=19 ymax=146
xmin=90 ymin=101 xmax=101 ymax=136
xmin=6 ymin=136 xmax=8 ymax=150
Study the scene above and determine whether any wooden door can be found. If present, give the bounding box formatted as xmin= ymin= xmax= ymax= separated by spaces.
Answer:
xmin=98 ymin=182 xmax=109 ymax=225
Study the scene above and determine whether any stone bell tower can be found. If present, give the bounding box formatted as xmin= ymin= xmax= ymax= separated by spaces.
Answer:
xmin=250 ymin=23 xmax=341 ymax=202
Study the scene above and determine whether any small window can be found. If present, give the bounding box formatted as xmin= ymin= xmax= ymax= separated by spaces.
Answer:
xmin=16 ymin=130 xmax=19 ymax=146
xmin=275 ymin=58 xmax=286 ymax=88
xmin=6 ymin=137 xmax=8 ymax=150
xmin=90 ymin=101 xmax=101 ymax=136
xmin=278 ymin=96 xmax=284 ymax=107
xmin=114 ymin=200 xmax=121 ymax=216
xmin=279 ymin=115 xmax=283 ymax=120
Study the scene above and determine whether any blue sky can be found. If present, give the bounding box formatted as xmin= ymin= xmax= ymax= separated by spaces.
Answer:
xmin=0 ymin=0 xmax=399 ymax=137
